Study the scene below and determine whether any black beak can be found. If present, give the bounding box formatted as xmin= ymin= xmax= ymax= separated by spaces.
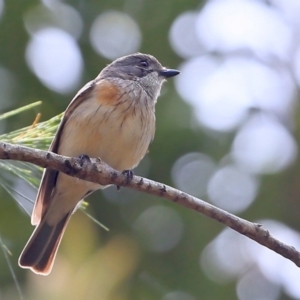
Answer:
xmin=159 ymin=68 xmax=180 ymax=78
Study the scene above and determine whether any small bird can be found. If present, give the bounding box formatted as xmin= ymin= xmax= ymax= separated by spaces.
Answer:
xmin=18 ymin=53 xmax=180 ymax=275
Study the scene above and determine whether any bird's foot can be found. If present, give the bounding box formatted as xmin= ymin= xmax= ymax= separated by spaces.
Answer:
xmin=117 ymin=169 xmax=134 ymax=190
xmin=122 ymin=169 xmax=134 ymax=183
xmin=78 ymin=154 xmax=91 ymax=167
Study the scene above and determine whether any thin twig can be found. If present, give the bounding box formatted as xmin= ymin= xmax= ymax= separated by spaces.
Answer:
xmin=0 ymin=141 xmax=300 ymax=267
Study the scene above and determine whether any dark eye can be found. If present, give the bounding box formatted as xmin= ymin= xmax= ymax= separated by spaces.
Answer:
xmin=140 ymin=60 xmax=148 ymax=68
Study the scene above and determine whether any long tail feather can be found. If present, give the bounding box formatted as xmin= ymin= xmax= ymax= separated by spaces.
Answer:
xmin=19 ymin=212 xmax=71 ymax=275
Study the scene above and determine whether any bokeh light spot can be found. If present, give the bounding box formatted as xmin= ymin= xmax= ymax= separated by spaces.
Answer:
xmin=245 ymin=220 xmax=300 ymax=299
xmin=24 ymin=0 xmax=83 ymax=39
xmin=176 ymin=55 xmax=295 ymax=132
xmin=169 ymin=11 xmax=204 ymax=58
xmin=207 ymin=165 xmax=259 ymax=213
xmin=196 ymin=0 xmax=292 ymax=61
xmin=133 ymin=205 xmax=184 ymax=253
xmin=26 ymin=28 xmax=83 ymax=94
xmin=236 ymin=269 xmax=280 ymax=300
xmin=232 ymin=114 xmax=298 ymax=174
xmin=171 ymin=152 xmax=215 ymax=197
xmin=90 ymin=11 xmax=141 ymax=60
xmin=200 ymin=228 xmax=252 ymax=283
xmin=201 ymin=221 xmax=300 ymax=298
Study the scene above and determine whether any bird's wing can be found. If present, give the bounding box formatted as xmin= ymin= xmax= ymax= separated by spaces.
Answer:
xmin=31 ymin=80 xmax=96 ymax=225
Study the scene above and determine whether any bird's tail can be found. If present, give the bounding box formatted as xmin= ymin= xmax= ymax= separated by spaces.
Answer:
xmin=18 ymin=211 xmax=71 ymax=275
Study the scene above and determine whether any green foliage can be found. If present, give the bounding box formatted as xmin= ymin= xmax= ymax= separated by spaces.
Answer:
xmin=0 ymin=102 xmax=61 ymax=207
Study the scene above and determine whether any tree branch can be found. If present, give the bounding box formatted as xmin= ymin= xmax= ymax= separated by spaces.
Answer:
xmin=0 ymin=141 xmax=300 ymax=267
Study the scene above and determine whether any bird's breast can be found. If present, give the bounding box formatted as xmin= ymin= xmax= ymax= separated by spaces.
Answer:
xmin=58 ymin=79 xmax=156 ymax=171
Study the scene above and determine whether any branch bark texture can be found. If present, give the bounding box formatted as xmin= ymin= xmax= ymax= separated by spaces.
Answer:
xmin=0 ymin=141 xmax=300 ymax=267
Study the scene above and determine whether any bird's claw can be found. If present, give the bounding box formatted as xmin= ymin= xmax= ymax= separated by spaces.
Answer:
xmin=78 ymin=154 xmax=91 ymax=167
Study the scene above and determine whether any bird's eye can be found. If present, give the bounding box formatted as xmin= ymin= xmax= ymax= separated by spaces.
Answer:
xmin=140 ymin=60 xmax=148 ymax=68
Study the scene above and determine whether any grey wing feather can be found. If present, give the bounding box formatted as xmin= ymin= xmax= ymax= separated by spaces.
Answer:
xmin=31 ymin=80 xmax=96 ymax=225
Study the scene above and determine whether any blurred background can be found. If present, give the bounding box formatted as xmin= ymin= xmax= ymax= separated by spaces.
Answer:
xmin=0 ymin=0 xmax=300 ymax=299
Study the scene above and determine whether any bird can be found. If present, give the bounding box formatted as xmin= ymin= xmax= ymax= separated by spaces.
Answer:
xmin=18 ymin=53 xmax=180 ymax=275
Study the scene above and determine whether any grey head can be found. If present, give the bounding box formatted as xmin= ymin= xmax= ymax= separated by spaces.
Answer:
xmin=99 ymin=53 xmax=180 ymax=100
